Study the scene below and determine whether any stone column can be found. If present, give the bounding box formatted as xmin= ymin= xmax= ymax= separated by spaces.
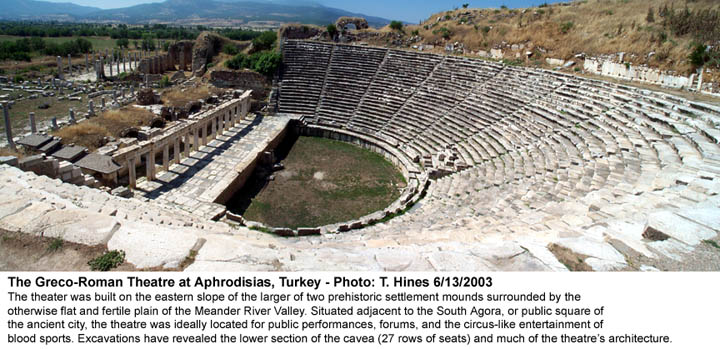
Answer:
xmin=69 ymin=108 xmax=76 ymax=124
xmin=85 ymin=53 xmax=89 ymax=73
xmin=95 ymin=60 xmax=101 ymax=81
xmin=116 ymin=58 xmax=120 ymax=75
xmin=123 ymin=52 xmax=127 ymax=72
xmin=201 ymin=122 xmax=207 ymax=145
xmin=184 ymin=132 xmax=191 ymax=158
xmin=109 ymin=59 xmax=113 ymax=76
xmin=127 ymin=157 xmax=136 ymax=189
xmin=3 ymin=104 xmax=15 ymax=151
xmin=193 ymin=127 xmax=199 ymax=151
xmin=211 ymin=116 xmax=217 ymax=139
xmin=51 ymin=117 xmax=58 ymax=130
xmin=57 ymin=56 xmax=63 ymax=79
xmin=101 ymin=97 xmax=106 ymax=109
xmin=162 ymin=144 xmax=170 ymax=171
xmin=146 ymin=150 xmax=156 ymax=181
xmin=29 ymin=112 xmax=36 ymax=134
xmin=173 ymin=137 xmax=181 ymax=165
xmin=88 ymin=100 xmax=95 ymax=117
xmin=68 ymin=54 xmax=72 ymax=75
xmin=242 ymin=98 xmax=249 ymax=119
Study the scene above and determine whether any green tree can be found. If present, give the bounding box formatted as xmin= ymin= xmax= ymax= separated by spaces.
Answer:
xmin=326 ymin=24 xmax=338 ymax=38
xmin=252 ymin=51 xmax=282 ymax=77
xmin=689 ymin=43 xmax=708 ymax=68
xmin=251 ymin=31 xmax=277 ymax=51
xmin=141 ymin=34 xmax=156 ymax=51
xmin=390 ymin=21 xmax=403 ymax=31
xmin=462 ymin=3 xmax=469 ymax=9
xmin=116 ymin=38 xmax=129 ymax=48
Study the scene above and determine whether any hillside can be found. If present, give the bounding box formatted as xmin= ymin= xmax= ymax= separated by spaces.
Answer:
xmin=0 ymin=0 xmax=99 ymax=19
xmin=394 ymin=0 xmax=719 ymax=75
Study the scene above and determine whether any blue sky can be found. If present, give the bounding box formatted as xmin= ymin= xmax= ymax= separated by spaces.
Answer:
xmin=43 ymin=0 xmax=568 ymax=22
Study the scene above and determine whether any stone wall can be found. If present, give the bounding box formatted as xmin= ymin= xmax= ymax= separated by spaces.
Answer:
xmin=279 ymin=24 xmax=323 ymax=40
xmin=582 ymin=58 xmax=719 ymax=95
xmin=168 ymin=41 xmax=194 ymax=72
xmin=137 ymin=54 xmax=173 ymax=75
xmin=210 ymin=70 xmax=269 ymax=98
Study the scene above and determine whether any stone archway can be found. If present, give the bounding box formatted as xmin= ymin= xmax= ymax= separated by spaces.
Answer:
xmin=335 ymin=17 xmax=369 ymax=31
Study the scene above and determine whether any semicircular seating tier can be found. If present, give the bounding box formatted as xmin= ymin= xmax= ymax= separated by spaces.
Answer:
xmin=276 ymin=40 xmax=720 ymax=270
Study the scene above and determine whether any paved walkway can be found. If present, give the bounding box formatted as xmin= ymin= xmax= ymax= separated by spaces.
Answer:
xmin=135 ymin=114 xmax=291 ymax=219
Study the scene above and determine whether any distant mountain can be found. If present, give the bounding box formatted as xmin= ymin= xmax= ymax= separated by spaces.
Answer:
xmin=83 ymin=0 xmax=392 ymax=27
xmin=0 ymin=0 xmax=393 ymax=27
xmin=0 ymin=0 xmax=100 ymax=19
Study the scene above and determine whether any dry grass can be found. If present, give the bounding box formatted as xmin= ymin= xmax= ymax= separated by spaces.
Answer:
xmin=52 ymin=107 xmax=155 ymax=151
xmin=406 ymin=0 xmax=719 ymax=75
xmin=161 ymin=85 xmax=225 ymax=107
xmin=0 ymin=147 xmax=24 ymax=159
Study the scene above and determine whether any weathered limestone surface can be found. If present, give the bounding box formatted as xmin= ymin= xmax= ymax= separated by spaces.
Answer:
xmin=107 ymin=222 xmax=200 ymax=269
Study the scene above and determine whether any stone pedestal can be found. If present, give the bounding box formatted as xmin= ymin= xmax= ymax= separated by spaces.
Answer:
xmin=29 ymin=112 xmax=36 ymax=134
xmin=3 ymin=104 xmax=15 ymax=151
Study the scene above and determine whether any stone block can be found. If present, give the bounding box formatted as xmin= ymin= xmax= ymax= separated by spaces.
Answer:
xmin=0 ymin=156 xmax=18 ymax=166
xmin=18 ymin=154 xmax=44 ymax=170
xmin=107 ymin=221 xmax=200 ymax=269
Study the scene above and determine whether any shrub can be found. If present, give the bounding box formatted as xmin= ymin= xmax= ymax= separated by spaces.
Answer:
xmin=326 ymin=24 xmax=338 ymax=38
xmin=222 ymin=44 xmax=239 ymax=55
xmin=646 ymin=7 xmax=655 ymax=23
xmin=560 ymin=21 xmax=574 ymax=34
xmin=47 ymin=238 xmax=63 ymax=252
xmin=225 ymin=53 xmax=248 ymax=70
xmin=501 ymin=5 xmax=508 ymax=9
xmin=433 ymin=27 xmax=452 ymax=40
xmin=411 ymin=30 xmax=419 ymax=36
xmin=158 ymin=75 xmax=171 ymax=88
xmin=390 ymin=21 xmax=403 ymax=31
xmin=13 ymin=75 xmax=24 ymax=83
xmin=252 ymin=51 xmax=281 ymax=77
xmin=687 ymin=43 xmax=719 ymax=69
xmin=88 ymin=250 xmax=125 ymax=271
xmin=251 ymin=31 xmax=277 ymax=51
xmin=225 ymin=51 xmax=282 ymax=77
xmin=482 ymin=26 xmax=491 ymax=34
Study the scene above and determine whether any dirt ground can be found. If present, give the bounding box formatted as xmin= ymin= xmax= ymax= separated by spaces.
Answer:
xmin=0 ymin=229 xmax=138 ymax=271
xmin=234 ymin=136 xmax=406 ymax=229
